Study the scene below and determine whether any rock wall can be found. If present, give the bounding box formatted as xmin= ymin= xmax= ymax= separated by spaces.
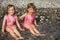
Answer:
xmin=0 ymin=0 xmax=60 ymax=8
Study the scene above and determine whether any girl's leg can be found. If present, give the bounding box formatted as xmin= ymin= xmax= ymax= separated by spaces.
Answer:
xmin=24 ymin=25 xmax=37 ymax=36
xmin=29 ymin=28 xmax=38 ymax=36
xmin=6 ymin=28 xmax=17 ymax=38
xmin=13 ymin=26 xmax=24 ymax=39
xmin=31 ymin=25 xmax=45 ymax=36
xmin=31 ymin=25 xmax=40 ymax=34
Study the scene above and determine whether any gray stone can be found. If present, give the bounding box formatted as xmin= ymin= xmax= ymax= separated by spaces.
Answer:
xmin=1 ymin=0 xmax=60 ymax=8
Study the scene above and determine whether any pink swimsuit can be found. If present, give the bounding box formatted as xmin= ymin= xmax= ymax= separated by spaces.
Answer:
xmin=6 ymin=15 xmax=16 ymax=29
xmin=23 ymin=14 xmax=34 ymax=27
xmin=25 ymin=15 xmax=34 ymax=21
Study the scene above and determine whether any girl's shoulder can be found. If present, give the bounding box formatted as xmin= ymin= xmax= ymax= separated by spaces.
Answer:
xmin=4 ymin=15 xmax=8 ymax=18
xmin=3 ymin=15 xmax=8 ymax=20
xmin=13 ymin=15 xmax=17 ymax=19
xmin=14 ymin=15 xmax=17 ymax=17
xmin=32 ymin=14 xmax=35 ymax=17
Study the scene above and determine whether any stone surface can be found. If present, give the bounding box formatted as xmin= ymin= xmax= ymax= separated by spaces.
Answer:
xmin=0 ymin=0 xmax=60 ymax=8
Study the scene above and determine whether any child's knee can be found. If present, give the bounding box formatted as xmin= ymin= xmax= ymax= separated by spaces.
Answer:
xmin=8 ymin=30 xmax=13 ymax=34
xmin=29 ymin=28 xmax=33 ymax=31
xmin=25 ymin=26 xmax=30 ymax=29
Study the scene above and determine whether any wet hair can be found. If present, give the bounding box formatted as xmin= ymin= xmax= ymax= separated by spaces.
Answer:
xmin=6 ymin=4 xmax=15 ymax=15
xmin=27 ymin=3 xmax=36 ymax=12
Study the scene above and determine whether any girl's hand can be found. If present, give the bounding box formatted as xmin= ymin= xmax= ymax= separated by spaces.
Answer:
xmin=2 ymin=30 xmax=5 ymax=34
xmin=35 ymin=24 xmax=39 ymax=27
xmin=20 ymin=28 xmax=25 ymax=31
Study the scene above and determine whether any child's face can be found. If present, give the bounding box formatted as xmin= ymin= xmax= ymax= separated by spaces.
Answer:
xmin=8 ymin=7 xmax=14 ymax=15
xmin=28 ymin=7 xmax=35 ymax=14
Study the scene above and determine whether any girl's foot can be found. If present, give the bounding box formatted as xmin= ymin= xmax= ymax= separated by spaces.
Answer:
xmin=19 ymin=36 xmax=24 ymax=40
xmin=38 ymin=33 xmax=46 ymax=36
xmin=15 ymin=37 xmax=18 ymax=40
xmin=35 ymin=34 xmax=40 ymax=36
xmin=31 ymin=33 xmax=38 ymax=36
xmin=15 ymin=37 xmax=24 ymax=40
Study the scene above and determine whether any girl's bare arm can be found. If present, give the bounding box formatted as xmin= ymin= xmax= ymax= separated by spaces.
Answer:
xmin=34 ymin=20 xmax=38 ymax=26
xmin=19 ymin=13 xmax=26 ymax=19
xmin=16 ymin=16 xmax=23 ymax=31
xmin=34 ymin=17 xmax=38 ymax=26
xmin=2 ymin=15 xmax=6 ymax=34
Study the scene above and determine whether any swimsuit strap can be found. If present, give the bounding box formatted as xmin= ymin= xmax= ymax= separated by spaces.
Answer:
xmin=6 ymin=15 xmax=10 ymax=22
xmin=13 ymin=15 xmax=16 ymax=22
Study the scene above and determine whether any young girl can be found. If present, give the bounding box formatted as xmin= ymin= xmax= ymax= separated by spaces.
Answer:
xmin=19 ymin=3 xmax=45 ymax=36
xmin=2 ymin=5 xmax=24 ymax=40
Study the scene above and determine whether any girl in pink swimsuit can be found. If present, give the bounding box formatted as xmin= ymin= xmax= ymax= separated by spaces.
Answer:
xmin=2 ymin=5 xmax=24 ymax=40
xmin=19 ymin=3 xmax=45 ymax=36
